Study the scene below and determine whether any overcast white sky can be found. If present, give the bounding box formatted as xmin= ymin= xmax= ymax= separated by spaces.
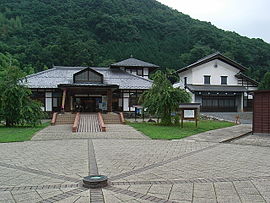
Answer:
xmin=157 ymin=0 xmax=270 ymax=43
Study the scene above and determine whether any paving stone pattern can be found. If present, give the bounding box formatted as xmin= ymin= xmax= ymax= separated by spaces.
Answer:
xmin=231 ymin=133 xmax=270 ymax=147
xmin=0 ymin=124 xmax=270 ymax=202
xmin=32 ymin=124 xmax=148 ymax=140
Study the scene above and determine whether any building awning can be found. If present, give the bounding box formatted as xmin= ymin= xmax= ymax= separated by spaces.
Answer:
xmin=186 ymin=84 xmax=248 ymax=93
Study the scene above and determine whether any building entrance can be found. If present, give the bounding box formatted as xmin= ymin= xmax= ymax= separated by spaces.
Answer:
xmin=74 ymin=97 xmax=102 ymax=112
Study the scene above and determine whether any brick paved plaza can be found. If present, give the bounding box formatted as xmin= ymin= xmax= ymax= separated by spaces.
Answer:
xmin=0 ymin=124 xmax=270 ymax=203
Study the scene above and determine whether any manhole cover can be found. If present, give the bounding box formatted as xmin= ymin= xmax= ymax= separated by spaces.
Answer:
xmin=83 ymin=175 xmax=108 ymax=188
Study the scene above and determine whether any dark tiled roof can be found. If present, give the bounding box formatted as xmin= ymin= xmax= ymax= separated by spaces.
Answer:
xmin=23 ymin=66 xmax=153 ymax=89
xmin=235 ymin=72 xmax=259 ymax=86
xmin=186 ymin=84 xmax=248 ymax=92
xmin=111 ymin=57 xmax=159 ymax=68
xmin=177 ymin=52 xmax=248 ymax=73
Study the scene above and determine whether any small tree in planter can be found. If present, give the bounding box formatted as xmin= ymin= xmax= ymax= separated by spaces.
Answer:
xmin=140 ymin=70 xmax=191 ymax=125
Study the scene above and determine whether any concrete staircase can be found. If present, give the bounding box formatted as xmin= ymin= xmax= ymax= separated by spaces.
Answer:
xmin=102 ymin=113 xmax=122 ymax=124
xmin=55 ymin=113 xmax=76 ymax=125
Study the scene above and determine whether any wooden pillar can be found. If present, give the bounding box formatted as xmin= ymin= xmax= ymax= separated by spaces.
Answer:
xmin=181 ymin=109 xmax=184 ymax=128
xmin=107 ymin=89 xmax=112 ymax=112
xmin=61 ymin=89 xmax=67 ymax=112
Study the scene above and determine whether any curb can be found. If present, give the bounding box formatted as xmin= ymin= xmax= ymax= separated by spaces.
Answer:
xmin=220 ymin=131 xmax=252 ymax=143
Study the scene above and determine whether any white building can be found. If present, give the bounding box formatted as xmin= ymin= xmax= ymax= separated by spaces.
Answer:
xmin=174 ymin=52 xmax=258 ymax=112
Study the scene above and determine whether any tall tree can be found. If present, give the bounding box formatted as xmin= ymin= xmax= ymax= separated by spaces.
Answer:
xmin=0 ymin=0 xmax=270 ymax=79
xmin=0 ymin=58 xmax=44 ymax=126
xmin=140 ymin=70 xmax=191 ymax=125
xmin=259 ymin=72 xmax=270 ymax=90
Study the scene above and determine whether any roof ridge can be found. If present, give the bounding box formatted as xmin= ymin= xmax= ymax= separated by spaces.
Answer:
xmin=111 ymin=57 xmax=159 ymax=68
xmin=54 ymin=66 xmax=109 ymax=69
xmin=177 ymin=52 xmax=247 ymax=73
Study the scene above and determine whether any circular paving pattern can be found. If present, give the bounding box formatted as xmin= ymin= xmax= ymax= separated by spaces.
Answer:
xmin=0 ymin=125 xmax=270 ymax=202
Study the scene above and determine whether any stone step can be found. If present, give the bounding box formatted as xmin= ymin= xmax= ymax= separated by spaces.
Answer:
xmin=55 ymin=113 xmax=76 ymax=125
xmin=102 ymin=113 xmax=121 ymax=124
xmin=77 ymin=113 xmax=101 ymax=132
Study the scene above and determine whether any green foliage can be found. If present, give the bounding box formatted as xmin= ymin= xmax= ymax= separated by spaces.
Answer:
xmin=0 ymin=0 xmax=269 ymax=80
xmin=179 ymin=44 xmax=215 ymax=67
xmin=0 ymin=62 xmax=45 ymax=126
xmin=140 ymin=70 xmax=191 ymax=125
xmin=259 ymin=72 xmax=270 ymax=90
xmin=128 ymin=120 xmax=235 ymax=140
xmin=173 ymin=114 xmax=180 ymax=126
xmin=0 ymin=122 xmax=49 ymax=143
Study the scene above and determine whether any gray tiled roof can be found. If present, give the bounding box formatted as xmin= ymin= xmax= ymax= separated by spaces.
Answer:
xmin=23 ymin=66 xmax=153 ymax=90
xmin=186 ymin=84 xmax=248 ymax=92
xmin=235 ymin=72 xmax=259 ymax=86
xmin=111 ymin=58 xmax=159 ymax=68
xmin=177 ymin=52 xmax=248 ymax=73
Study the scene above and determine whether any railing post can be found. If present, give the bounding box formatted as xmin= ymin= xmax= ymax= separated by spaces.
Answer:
xmin=72 ymin=112 xmax=80 ymax=132
xmin=51 ymin=112 xmax=58 ymax=125
xmin=119 ymin=112 xmax=126 ymax=124
xmin=98 ymin=112 xmax=106 ymax=132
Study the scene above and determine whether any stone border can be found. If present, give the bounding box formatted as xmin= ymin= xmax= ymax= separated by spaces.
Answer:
xmin=0 ymin=184 xmax=80 ymax=192
xmin=88 ymin=139 xmax=105 ymax=203
xmin=111 ymin=175 xmax=270 ymax=186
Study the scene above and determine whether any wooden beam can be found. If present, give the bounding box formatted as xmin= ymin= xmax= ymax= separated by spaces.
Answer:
xmin=61 ymin=89 xmax=67 ymax=112
xmin=107 ymin=89 xmax=112 ymax=112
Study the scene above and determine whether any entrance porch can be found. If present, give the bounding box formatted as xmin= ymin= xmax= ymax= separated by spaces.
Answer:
xmin=58 ymin=85 xmax=119 ymax=113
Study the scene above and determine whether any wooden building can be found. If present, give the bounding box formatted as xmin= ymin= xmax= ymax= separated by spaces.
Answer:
xmin=253 ymin=90 xmax=270 ymax=134
xmin=23 ymin=57 xmax=159 ymax=113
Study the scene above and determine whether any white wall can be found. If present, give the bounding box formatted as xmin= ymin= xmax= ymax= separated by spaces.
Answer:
xmin=178 ymin=59 xmax=241 ymax=86
xmin=175 ymin=69 xmax=192 ymax=88
xmin=45 ymin=92 xmax=52 ymax=111
xmin=143 ymin=68 xmax=149 ymax=79
xmin=123 ymin=93 xmax=129 ymax=111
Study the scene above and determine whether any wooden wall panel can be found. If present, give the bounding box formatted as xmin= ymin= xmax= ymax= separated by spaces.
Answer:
xmin=253 ymin=91 xmax=270 ymax=134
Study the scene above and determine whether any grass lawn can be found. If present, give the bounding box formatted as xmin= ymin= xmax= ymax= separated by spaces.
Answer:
xmin=129 ymin=120 xmax=235 ymax=140
xmin=0 ymin=122 xmax=50 ymax=143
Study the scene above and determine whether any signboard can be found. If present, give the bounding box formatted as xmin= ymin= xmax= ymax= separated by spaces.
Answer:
xmin=184 ymin=110 xmax=195 ymax=118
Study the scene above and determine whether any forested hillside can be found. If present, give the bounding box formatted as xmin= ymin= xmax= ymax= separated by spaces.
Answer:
xmin=0 ymin=0 xmax=269 ymax=80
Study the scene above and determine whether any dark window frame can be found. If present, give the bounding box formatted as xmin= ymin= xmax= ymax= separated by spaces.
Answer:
xmin=73 ymin=68 xmax=103 ymax=83
xmin=124 ymin=67 xmax=149 ymax=77
xmin=204 ymin=75 xmax=211 ymax=85
xmin=184 ymin=77 xmax=187 ymax=87
xmin=221 ymin=76 xmax=228 ymax=85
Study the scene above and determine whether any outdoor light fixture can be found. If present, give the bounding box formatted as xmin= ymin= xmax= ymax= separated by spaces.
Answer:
xmin=214 ymin=60 xmax=218 ymax=68
xmin=83 ymin=175 xmax=108 ymax=188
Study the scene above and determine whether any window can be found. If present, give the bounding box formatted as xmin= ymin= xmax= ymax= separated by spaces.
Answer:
xmin=221 ymin=76 xmax=228 ymax=85
xmin=204 ymin=75 xmax=211 ymax=85
xmin=184 ymin=77 xmax=187 ymax=86
xmin=74 ymin=68 xmax=103 ymax=83
xmin=137 ymin=69 xmax=143 ymax=76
